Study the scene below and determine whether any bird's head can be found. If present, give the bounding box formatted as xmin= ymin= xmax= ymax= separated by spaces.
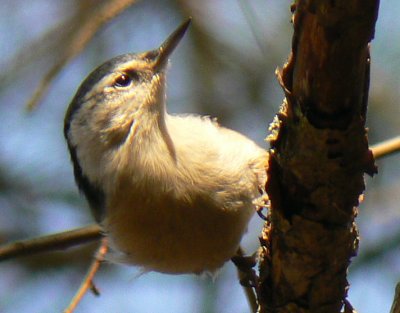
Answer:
xmin=64 ymin=18 xmax=191 ymax=150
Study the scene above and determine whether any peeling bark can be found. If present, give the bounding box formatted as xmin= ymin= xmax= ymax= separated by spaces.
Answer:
xmin=258 ymin=1 xmax=380 ymax=312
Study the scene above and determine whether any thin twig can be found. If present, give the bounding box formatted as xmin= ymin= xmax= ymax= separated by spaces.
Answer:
xmin=0 ymin=224 xmax=102 ymax=261
xmin=26 ymin=0 xmax=138 ymax=111
xmin=391 ymin=283 xmax=400 ymax=313
xmin=343 ymin=298 xmax=357 ymax=313
xmin=64 ymin=238 xmax=108 ymax=313
xmin=237 ymin=0 xmax=267 ymax=56
xmin=371 ymin=136 xmax=400 ymax=160
xmin=233 ymin=247 xmax=258 ymax=313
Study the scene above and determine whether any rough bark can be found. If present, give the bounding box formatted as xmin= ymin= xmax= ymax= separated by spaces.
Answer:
xmin=258 ymin=1 xmax=379 ymax=312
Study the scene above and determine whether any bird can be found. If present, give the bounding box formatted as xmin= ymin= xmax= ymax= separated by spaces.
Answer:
xmin=64 ymin=18 xmax=267 ymax=275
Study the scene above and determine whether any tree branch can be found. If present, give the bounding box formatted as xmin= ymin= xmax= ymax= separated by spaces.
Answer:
xmin=26 ymin=0 xmax=138 ymax=111
xmin=370 ymin=136 xmax=400 ymax=160
xmin=233 ymin=247 xmax=259 ymax=313
xmin=391 ymin=283 xmax=400 ymax=313
xmin=64 ymin=238 xmax=108 ymax=313
xmin=0 ymin=224 xmax=102 ymax=261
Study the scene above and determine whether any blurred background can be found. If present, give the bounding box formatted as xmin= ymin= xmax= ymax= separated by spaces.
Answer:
xmin=0 ymin=0 xmax=399 ymax=312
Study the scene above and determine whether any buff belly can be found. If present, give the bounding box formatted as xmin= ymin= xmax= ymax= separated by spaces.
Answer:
xmin=104 ymin=192 xmax=254 ymax=274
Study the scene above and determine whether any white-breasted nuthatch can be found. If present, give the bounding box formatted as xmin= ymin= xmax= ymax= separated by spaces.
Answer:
xmin=64 ymin=19 xmax=267 ymax=274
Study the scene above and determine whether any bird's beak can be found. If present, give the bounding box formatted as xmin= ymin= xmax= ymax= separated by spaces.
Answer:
xmin=151 ymin=18 xmax=191 ymax=72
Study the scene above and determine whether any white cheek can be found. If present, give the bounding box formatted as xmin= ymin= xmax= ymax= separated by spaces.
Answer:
xmin=69 ymin=119 xmax=104 ymax=181
xmin=68 ymin=76 xmax=164 ymax=189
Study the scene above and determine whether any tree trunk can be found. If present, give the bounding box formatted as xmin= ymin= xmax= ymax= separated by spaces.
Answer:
xmin=258 ymin=1 xmax=380 ymax=312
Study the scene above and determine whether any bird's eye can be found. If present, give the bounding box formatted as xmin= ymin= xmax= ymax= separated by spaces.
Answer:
xmin=114 ymin=74 xmax=132 ymax=88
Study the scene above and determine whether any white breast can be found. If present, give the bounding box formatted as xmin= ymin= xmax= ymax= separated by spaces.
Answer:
xmin=103 ymin=113 xmax=267 ymax=274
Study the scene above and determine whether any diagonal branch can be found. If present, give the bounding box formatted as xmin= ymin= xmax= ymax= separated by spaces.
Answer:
xmin=370 ymin=136 xmax=400 ymax=160
xmin=26 ymin=0 xmax=138 ymax=111
xmin=64 ymin=238 xmax=108 ymax=313
xmin=0 ymin=224 xmax=102 ymax=261
xmin=391 ymin=283 xmax=400 ymax=313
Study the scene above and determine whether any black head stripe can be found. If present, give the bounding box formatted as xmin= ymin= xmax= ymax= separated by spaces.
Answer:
xmin=67 ymin=142 xmax=106 ymax=222
xmin=64 ymin=53 xmax=139 ymax=138
xmin=63 ymin=54 xmax=139 ymax=221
